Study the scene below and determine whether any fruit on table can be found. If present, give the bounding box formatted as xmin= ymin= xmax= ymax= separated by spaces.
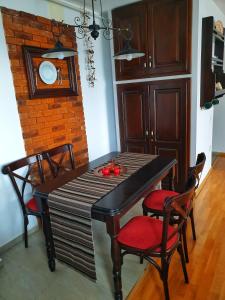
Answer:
xmin=114 ymin=166 xmax=121 ymax=176
xmin=102 ymin=167 xmax=110 ymax=175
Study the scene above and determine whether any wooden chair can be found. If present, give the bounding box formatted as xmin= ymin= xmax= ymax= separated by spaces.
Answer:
xmin=2 ymin=154 xmax=45 ymax=248
xmin=117 ymin=175 xmax=196 ymax=300
xmin=41 ymin=143 xmax=75 ymax=178
xmin=142 ymin=152 xmax=206 ymax=262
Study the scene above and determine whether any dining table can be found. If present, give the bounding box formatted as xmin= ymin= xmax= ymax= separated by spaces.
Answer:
xmin=34 ymin=151 xmax=176 ymax=300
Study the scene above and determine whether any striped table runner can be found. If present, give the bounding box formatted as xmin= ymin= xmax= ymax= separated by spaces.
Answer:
xmin=48 ymin=152 xmax=157 ymax=280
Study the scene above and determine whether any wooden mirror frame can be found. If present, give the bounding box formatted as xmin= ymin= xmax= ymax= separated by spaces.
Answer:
xmin=23 ymin=45 xmax=78 ymax=99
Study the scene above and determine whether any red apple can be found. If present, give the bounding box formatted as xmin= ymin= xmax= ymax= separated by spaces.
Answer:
xmin=114 ymin=166 xmax=120 ymax=176
xmin=102 ymin=167 xmax=110 ymax=176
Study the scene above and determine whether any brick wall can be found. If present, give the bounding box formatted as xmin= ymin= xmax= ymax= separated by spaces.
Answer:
xmin=1 ymin=7 xmax=89 ymax=167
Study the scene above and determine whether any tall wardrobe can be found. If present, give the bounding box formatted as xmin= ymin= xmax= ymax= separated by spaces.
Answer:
xmin=112 ymin=0 xmax=192 ymax=191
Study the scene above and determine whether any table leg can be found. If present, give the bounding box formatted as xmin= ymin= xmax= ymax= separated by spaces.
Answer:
xmin=42 ymin=211 xmax=56 ymax=272
xmin=36 ymin=195 xmax=56 ymax=272
xmin=106 ymin=216 xmax=123 ymax=300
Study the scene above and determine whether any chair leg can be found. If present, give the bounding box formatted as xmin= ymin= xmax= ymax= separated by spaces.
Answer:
xmin=143 ymin=207 xmax=148 ymax=216
xmin=161 ymin=259 xmax=170 ymax=300
xmin=177 ymin=243 xmax=189 ymax=284
xmin=190 ymin=209 xmax=196 ymax=241
xmin=182 ymin=223 xmax=189 ymax=263
xmin=24 ymin=216 xmax=29 ymax=248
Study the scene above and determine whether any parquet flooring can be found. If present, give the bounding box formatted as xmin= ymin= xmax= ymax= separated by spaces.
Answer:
xmin=128 ymin=157 xmax=225 ymax=300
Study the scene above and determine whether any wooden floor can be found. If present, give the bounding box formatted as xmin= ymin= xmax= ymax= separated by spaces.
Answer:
xmin=127 ymin=157 xmax=225 ymax=300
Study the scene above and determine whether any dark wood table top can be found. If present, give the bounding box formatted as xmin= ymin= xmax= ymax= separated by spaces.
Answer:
xmin=35 ymin=152 xmax=176 ymax=221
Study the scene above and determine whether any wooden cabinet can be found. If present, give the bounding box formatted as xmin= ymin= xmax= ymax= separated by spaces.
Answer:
xmin=117 ymin=79 xmax=190 ymax=190
xmin=117 ymin=84 xmax=149 ymax=153
xmin=200 ymin=16 xmax=225 ymax=108
xmin=112 ymin=2 xmax=148 ymax=79
xmin=112 ymin=0 xmax=192 ymax=80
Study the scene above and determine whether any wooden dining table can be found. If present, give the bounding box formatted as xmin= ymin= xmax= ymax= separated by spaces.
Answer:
xmin=34 ymin=151 xmax=176 ymax=300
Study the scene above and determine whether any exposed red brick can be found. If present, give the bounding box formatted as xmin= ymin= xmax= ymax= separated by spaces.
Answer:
xmin=14 ymin=31 xmax=33 ymax=40
xmin=2 ymin=8 xmax=88 ymax=165
xmin=5 ymin=37 xmax=24 ymax=45
xmin=54 ymin=136 xmax=66 ymax=143
xmin=36 ymin=16 xmax=51 ymax=26
xmin=23 ymin=129 xmax=39 ymax=138
xmin=32 ymin=35 xmax=48 ymax=43
xmin=4 ymin=28 xmax=14 ymax=37
xmin=52 ymin=125 xmax=65 ymax=132
xmin=1 ymin=7 xmax=20 ymax=16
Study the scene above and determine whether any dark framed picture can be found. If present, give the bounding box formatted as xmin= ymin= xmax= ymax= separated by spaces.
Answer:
xmin=22 ymin=46 xmax=78 ymax=99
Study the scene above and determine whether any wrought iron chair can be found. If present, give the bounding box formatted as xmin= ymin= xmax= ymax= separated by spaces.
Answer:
xmin=142 ymin=152 xmax=206 ymax=262
xmin=41 ymin=143 xmax=75 ymax=178
xmin=117 ymin=175 xmax=196 ymax=300
xmin=2 ymin=154 xmax=45 ymax=248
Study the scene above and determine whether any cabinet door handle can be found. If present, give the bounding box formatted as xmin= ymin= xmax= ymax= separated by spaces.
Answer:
xmin=151 ymin=130 xmax=154 ymax=137
xmin=144 ymin=62 xmax=147 ymax=68
xmin=149 ymin=56 xmax=152 ymax=68
xmin=145 ymin=130 xmax=149 ymax=137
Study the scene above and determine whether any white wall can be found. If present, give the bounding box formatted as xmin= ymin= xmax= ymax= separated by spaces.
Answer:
xmin=194 ymin=0 xmax=225 ymax=179
xmin=0 ymin=12 xmax=31 ymax=248
xmin=213 ymin=99 xmax=225 ymax=152
xmin=0 ymin=0 xmax=117 ymax=247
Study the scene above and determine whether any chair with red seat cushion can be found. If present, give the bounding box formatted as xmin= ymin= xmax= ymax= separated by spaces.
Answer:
xmin=2 ymin=154 xmax=45 ymax=248
xmin=26 ymin=197 xmax=40 ymax=212
xmin=41 ymin=143 xmax=75 ymax=179
xmin=142 ymin=152 xmax=206 ymax=263
xmin=117 ymin=175 xmax=196 ymax=300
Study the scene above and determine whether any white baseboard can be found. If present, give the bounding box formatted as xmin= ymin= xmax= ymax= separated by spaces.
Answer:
xmin=0 ymin=226 xmax=39 ymax=255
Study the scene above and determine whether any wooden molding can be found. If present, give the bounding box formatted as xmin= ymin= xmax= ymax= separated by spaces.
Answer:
xmin=213 ymin=152 xmax=225 ymax=158
xmin=195 ymin=167 xmax=213 ymax=197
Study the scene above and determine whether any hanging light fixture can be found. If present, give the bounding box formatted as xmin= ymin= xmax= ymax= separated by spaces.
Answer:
xmin=74 ymin=0 xmax=145 ymax=61
xmin=42 ymin=20 xmax=77 ymax=60
xmin=114 ymin=35 xmax=145 ymax=61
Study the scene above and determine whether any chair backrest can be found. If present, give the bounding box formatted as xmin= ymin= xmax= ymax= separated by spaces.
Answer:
xmin=2 ymin=154 xmax=45 ymax=215
xmin=42 ymin=143 xmax=75 ymax=178
xmin=160 ymin=175 xmax=196 ymax=255
xmin=189 ymin=152 xmax=206 ymax=189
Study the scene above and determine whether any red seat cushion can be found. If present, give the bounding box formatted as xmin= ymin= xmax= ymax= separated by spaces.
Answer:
xmin=117 ymin=216 xmax=178 ymax=252
xmin=143 ymin=190 xmax=179 ymax=211
xmin=26 ymin=197 xmax=39 ymax=212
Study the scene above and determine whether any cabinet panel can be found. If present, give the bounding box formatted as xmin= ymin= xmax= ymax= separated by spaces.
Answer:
xmin=117 ymin=84 xmax=149 ymax=153
xmin=148 ymin=0 xmax=191 ymax=76
xmin=124 ymin=93 xmax=145 ymax=139
xmin=117 ymin=79 xmax=190 ymax=190
xmin=112 ymin=0 xmax=192 ymax=80
xmin=154 ymin=90 xmax=180 ymax=141
xmin=112 ymin=2 xmax=148 ymax=80
xmin=149 ymin=79 xmax=190 ymax=190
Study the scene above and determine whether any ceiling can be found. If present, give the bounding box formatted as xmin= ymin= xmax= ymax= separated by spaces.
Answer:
xmin=48 ymin=0 xmax=225 ymax=15
xmin=47 ymin=0 xmax=138 ymax=12
xmin=214 ymin=0 xmax=225 ymax=14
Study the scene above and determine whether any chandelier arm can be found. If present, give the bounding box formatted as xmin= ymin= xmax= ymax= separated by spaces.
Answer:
xmin=74 ymin=24 xmax=90 ymax=29
xmin=91 ymin=0 xmax=95 ymax=23
xmin=74 ymin=15 xmax=90 ymax=27
xmin=103 ymin=29 xmax=113 ymax=40
xmin=98 ymin=26 xmax=127 ymax=32
xmin=83 ymin=0 xmax=86 ymax=15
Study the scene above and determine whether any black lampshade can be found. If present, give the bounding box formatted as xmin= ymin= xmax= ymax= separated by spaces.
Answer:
xmin=114 ymin=39 xmax=145 ymax=61
xmin=41 ymin=41 xmax=77 ymax=59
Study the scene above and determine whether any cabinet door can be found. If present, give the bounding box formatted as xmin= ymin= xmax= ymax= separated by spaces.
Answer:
xmin=117 ymin=84 xmax=149 ymax=153
xmin=148 ymin=79 xmax=190 ymax=190
xmin=112 ymin=2 xmax=148 ymax=80
xmin=147 ymin=0 xmax=192 ymax=76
